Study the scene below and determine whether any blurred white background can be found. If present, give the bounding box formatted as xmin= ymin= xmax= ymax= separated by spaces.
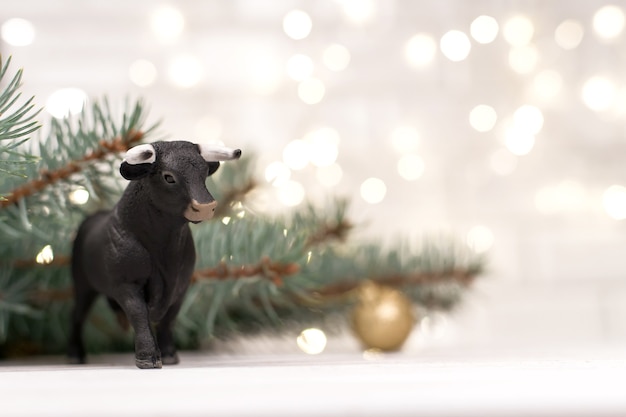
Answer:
xmin=3 ymin=0 xmax=626 ymax=352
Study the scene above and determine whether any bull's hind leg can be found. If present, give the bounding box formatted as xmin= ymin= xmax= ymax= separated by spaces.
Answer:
xmin=67 ymin=285 xmax=98 ymax=364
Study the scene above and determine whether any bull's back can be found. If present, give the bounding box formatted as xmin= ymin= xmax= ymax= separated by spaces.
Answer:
xmin=71 ymin=210 xmax=112 ymax=285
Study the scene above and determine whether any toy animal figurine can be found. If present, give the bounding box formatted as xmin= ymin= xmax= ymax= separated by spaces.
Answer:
xmin=68 ymin=140 xmax=241 ymax=369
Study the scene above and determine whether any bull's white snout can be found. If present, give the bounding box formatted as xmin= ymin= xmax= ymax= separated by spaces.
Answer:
xmin=184 ymin=199 xmax=218 ymax=222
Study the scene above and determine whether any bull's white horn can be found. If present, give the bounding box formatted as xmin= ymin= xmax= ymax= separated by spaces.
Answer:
xmin=198 ymin=143 xmax=242 ymax=162
xmin=123 ymin=144 xmax=156 ymax=165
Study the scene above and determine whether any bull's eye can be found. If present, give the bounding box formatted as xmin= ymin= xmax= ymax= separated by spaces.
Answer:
xmin=162 ymin=172 xmax=177 ymax=184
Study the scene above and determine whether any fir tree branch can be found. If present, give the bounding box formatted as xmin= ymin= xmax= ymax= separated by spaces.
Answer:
xmin=0 ymin=55 xmax=41 ymax=181
xmin=191 ymin=257 xmax=300 ymax=286
xmin=0 ymin=130 xmax=143 ymax=209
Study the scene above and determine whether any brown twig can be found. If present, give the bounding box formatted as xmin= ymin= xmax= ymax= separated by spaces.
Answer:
xmin=191 ymin=256 xmax=300 ymax=286
xmin=213 ymin=178 xmax=258 ymax=218
xmin=28 ymin=287 xmax=73 ymax=305
xmin=309 ymin=269 xmax=477 ymax=299
xmin=305 ymin=219 xmax=353 ymax=248
xmin=12 ymin=255 xmax=71 ymax=268
xmin=0 ymin=130 xmax=144 ymax=209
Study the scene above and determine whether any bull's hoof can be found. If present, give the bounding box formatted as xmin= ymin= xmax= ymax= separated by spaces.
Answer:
xmin=162 ymin=352 xmax=180 ymax=365
xmin=135 ymin=353 xmax=162 ymax=369
xmin=67 ymin=347 xmax=86 ymax=365
xmin=67 ymin=355 xmax=86 ymax=365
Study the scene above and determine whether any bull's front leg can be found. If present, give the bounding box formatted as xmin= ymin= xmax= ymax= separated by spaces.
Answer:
xmin=116 ymin=285 xmax=162 ymax=369
xmin=156 ymin=298 xmax=184 ymax=365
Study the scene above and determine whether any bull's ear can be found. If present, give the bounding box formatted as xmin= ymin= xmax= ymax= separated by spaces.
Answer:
xmin=208 ymin=162 xmax=220 ymax=176
xmin=120 ymin=144 xmax=156 ymax=180
xmin=120 ymin=162 xmax=153 ymax=180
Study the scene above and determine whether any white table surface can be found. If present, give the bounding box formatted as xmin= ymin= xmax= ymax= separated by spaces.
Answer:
xmin=1 ymin=345 xmax=626 ymax=417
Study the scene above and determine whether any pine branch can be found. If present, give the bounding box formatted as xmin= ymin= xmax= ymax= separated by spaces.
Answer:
xmin=0 ymin=88 xmax=485 ymax=356
xmin=0 ymin=130 xmax=143 ymax=209
xmin=0 ymin=55 xmax=41 ymax=182
xmin=0 ymin=98 xmax=158 ymax=354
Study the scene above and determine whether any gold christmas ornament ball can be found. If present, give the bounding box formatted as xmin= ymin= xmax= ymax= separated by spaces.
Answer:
xmin=351 ymin=281 xmax=416 ymax=351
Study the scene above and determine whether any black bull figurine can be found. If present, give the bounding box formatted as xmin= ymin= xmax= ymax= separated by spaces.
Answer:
xmin=68 ymin=141 xmax=241 ymax=369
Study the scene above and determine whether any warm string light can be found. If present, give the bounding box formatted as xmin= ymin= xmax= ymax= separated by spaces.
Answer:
xmin=35 ymin=245 xmax=54 ymax=265
xmin=69 ymin=188 xmax=90 ymax=205
xmin=45 ymin=88 xmax=88 ymax=119
xmin=296 ymin=328 xmax=327 ymax=354
xmin=150 ymin=5 xmax=185 ymax=43
xmin=466 ymin=225 xmax=494 ymax=254
xmin=1 ymin=18 xmax=35 ymax=46
xmin=129 ymin=59 xmax=158 ymax=87
xmin=593 ymin=5 xmax=625 ymax=39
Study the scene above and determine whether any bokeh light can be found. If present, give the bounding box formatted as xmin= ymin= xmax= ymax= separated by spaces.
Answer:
xmin=390 ymin=126 xmax=419 ymax=153
xmin=287 ymin=54 xmax=314 ymax=81
xmin=360 ymin=177 xmax=387 ymax=204
xmin=440 ymin=30 xmax=471 ymax=62
xmin=265 ymin=161 xmax=291 ymax=187
xmin=469 ymin=105 xmax=498 ymax=132
xmin=305 ymin=127 xmax=340 ymax=167
xmin=1 ymin=18 xmax=36 ymax=46
xmin=151 ymin=5 xmax=185 ymax=43
xmin=69 ymin=188 xmax=90 ymax=205
xmin=338 ymin=0 xmax=376 ymax=24
xmin=504 ymin=128 xmax=535 ymax=156
xmin=168 ymin=55 xmax=203 ymax=88
xmin=470 ymin=15 xmax=499 ymax=44
xmin=532 ymin=70 xmax=563 ymax=101
xmin=296 ymin=328 xmax=327 ymax=354
xmin=397 ymin=154 xmax=425 ymax=181
xmin=555 ymin=19 xmax=584 ymax=49
xmin=35 ymin=245 xmax=54 ymax=265
xmin=535 ymin=180 xmax=587 ymax=214
xmin=323 ymin=44 xmax=351 ymax=71
xmin=298 ymin=78 xmax=326 ymax=104
xmin=514 ymin=105 xmax=544 ymax=135
xmin=283 ymin=10 xmax=312 ymax=40
xmin=508 ymin=45 xmax=539 ymax=74
xmin=466 ymin=225 xmax=494 ymax=253
xmin=283 ymin=139 xmax=310 ymax=170
xmin=45 ymin=88 xmax=88 ymax=119
xmin=582 ymin=76 xmax=617 ymax=112
xmin=277 ymin=180 xmax=305 ymax=207
xmin=405 ymin=33 xmax=437 ymax=67
xmin=316 ymin=164 xmax=343 ymax=187
xmin=593 ymin=5 xmax=625 ymax=39
xmin=129 ymin=59 xmax=158 ymax=87
xmin=503 ymin=15 xmax=534 ymax=46
xmin=603 ymin=185 xmax=626 ymax=219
